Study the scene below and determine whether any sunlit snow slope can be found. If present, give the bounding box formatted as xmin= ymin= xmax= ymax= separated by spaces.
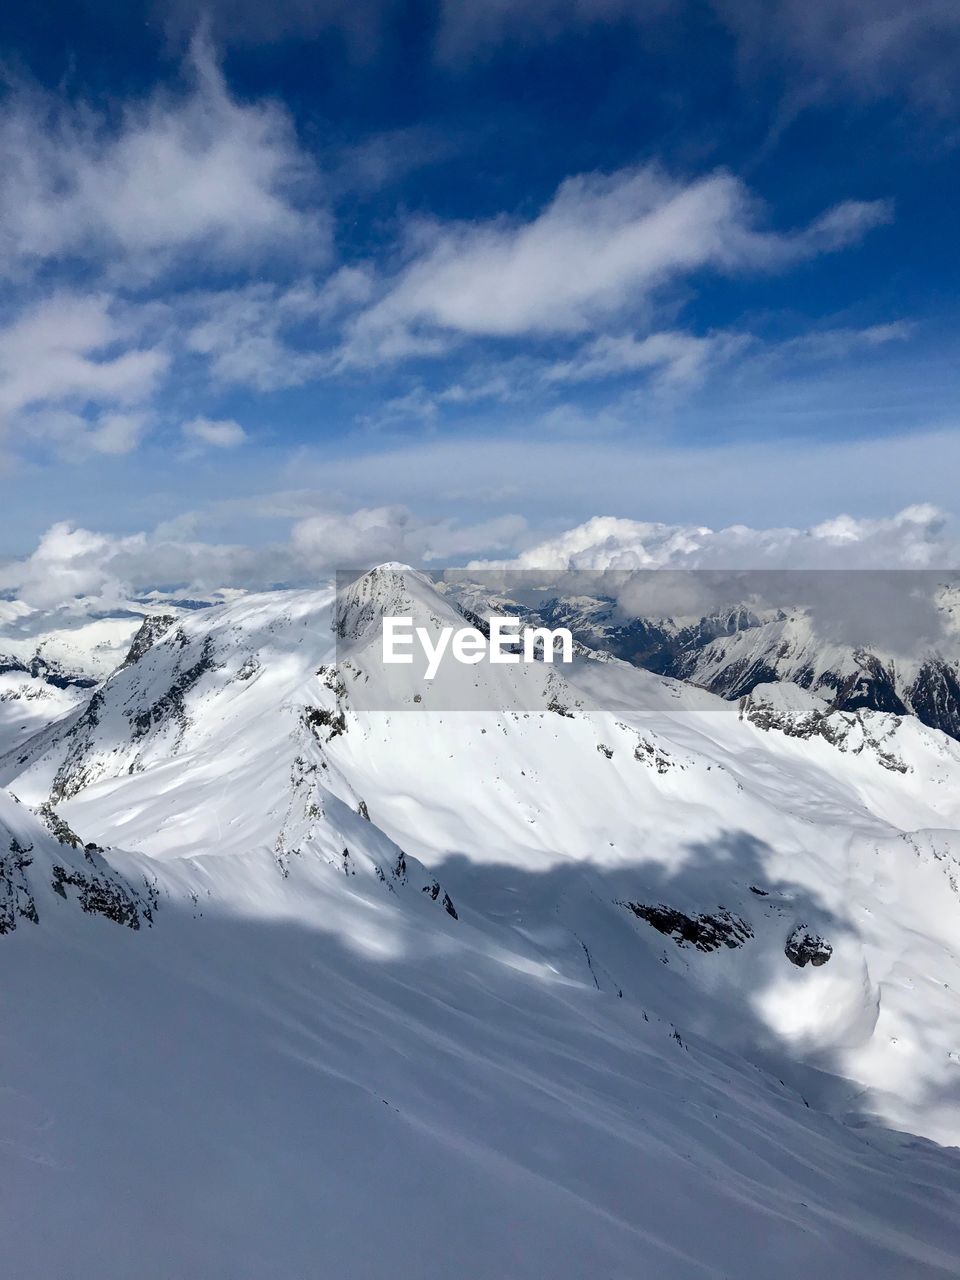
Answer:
xmin=3 ymin=568 xmax=960 ymax=1278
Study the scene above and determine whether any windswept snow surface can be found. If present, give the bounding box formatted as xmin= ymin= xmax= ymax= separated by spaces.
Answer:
xmin=2 ymin=568 xmax=960 ymax=1277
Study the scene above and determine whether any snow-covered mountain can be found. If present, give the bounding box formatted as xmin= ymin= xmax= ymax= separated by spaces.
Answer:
xmin=443 ymin=582 xmax=960 ymax=742
xmin=3 ymin=567 xmax=960 ymax=1277
xmin=0 ymin=593 xmax=232 ymax=756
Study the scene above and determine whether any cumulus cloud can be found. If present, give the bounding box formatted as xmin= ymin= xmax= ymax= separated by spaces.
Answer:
xmin=182 ymin=416 xmax=247 ymax=449
xmin=473 ymin=504 xmax=953 ymax=572
xmin=0 ymin=29 xmax=907 ymax=472
xmin=0 ymin=42 xmax=333 ymax=462
xmin=0 ymin=507 xmax=529 ymax=615
xmin=342 ymin=165 xmax=891 ymax=362
xmin=0 ymin=29 xmax=914 ymax=476
xmin=468 ymin=505 xmax=960 ymax=654
xmin=0 ymin=35 xmax=324 ymax=282
xmin=0 ymin=523 xmax=139 ymax=611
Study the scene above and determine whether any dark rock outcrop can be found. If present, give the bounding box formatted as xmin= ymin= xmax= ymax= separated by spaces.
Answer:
xmin=784 ymin=925 xmax=833 ymax=967
xmin=120 ymin=614 xmax=177 ymax=668
xmin=423 ymin=879 xmax=459 ymax=919
xmin=0 ymin=837 xmax=39 ymax=933
xmin=621 ymin=901 xmax=752 ymax=952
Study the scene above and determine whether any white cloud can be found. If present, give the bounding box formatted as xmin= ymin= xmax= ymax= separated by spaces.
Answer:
xmin=183 ymin=270 xmax=371 ymax=390
xmin=545 ymin=330 xmax=747 ymax=388
xmin=0 ymin=36 xmax=325 ymax=281
xmin=0 ymin=523 xmax=139 ymax=610
xmin=343 ymin=165 xmax=891 ymax=362
xmin=772 ymin=322 xmax=911 ymax=362
xmin=182 ymin=416 xmax=248 ymax=449
xmin=469 ymin=504 xmax=957 ymax=656
xmin=0 ymin=508 xmax=529 ymax=613
xmin=85 ymin=412 xmax=150 ymax=456
xmin=473 ymin=504 xmax=951 ymax=571
xmin=0 ymin=295 xmax=167 ymax=419
xmin=290 ymin=506 xmax=526 ymax=566
xmin=12 ymin=409 xmax=154 ymax=460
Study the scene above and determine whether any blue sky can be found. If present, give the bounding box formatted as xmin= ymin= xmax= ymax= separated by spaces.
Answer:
xmin=2 ymin=1 xmax=960 ymax=587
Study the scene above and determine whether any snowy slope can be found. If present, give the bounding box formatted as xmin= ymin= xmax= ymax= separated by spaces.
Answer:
xmin=2 ymin=568 xmax=960 ymax=1276
xmin=0 ymin=671 xmax=87 ymax=757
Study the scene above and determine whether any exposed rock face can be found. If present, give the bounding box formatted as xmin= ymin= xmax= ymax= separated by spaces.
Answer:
xmin=535 ymin=598 xmax=764 ymax=680
xmin=1 ymin=800 xmax=155 ymax=937
xmin=35 ymin=802 xmax=85 ymax=848
xmin=47 ymin=688 xmax=107 ymax=802
xmin=621 ymin=901 xmax=753 ymax=952
xmin=739 ymin=685 xmax=911 ymax=772
xmin=50 ymin=856 xmax=151 ymax=929
xmin=334 ymin=566 xmax=416 ymax=643
xmin=43 ymin=804 xmax=156 ymax=930
xmin=304 ymin=705 xmax=347 ymax=741
xmin=120 ymin=614 xmax=177 ymax=668
xmin=738 ymin=686 xmax=828 ymax=738
xmin=129 ymin=636 xmax=217 ymax=742
xmin=784 ymin=925 xmax=833 ymax=967
xmin=0 ymin=837 xmax=39 ymax=933
xmin=423 ymin=879 xmax=459 ymax=919
xmin=633 ymin=735 xmax=674 ymax=773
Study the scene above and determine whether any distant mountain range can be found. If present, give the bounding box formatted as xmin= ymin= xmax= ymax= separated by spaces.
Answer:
xmin=441 ymin=582 xmax=960 ymax=741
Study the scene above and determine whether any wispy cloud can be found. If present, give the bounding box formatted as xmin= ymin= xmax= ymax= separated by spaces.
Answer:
xmin=148 ymin=0 xmax=960 ymax=119
xmin=181 ymin=270 xmax=371 ymax=390
xmin=434 ymin=0 xmax=960 ymax=114
xmin=715 ymin=0 xmax=960 ymax=112
xmin=0 ymin=34 xmax=325 ymax=282
xmin=544 ymin=330 xmax=748 ymax=388
xmin=769 ymin=321 xmax=912 ymax=362
xmin=16 ymin=409 xmax=152 ymax=459
xmin=342 ymin=165 xmax=891 ymax=362
xmin=154 ymin=0 xmax=398 ymax=59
